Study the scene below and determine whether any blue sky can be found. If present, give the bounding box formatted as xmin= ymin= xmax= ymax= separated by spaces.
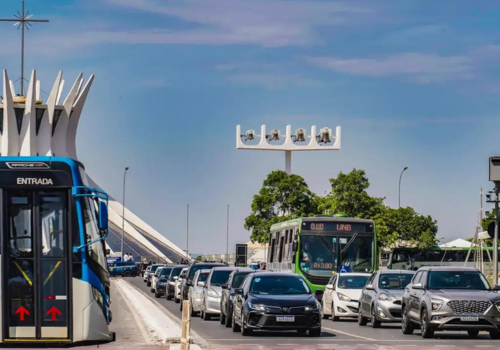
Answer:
xmin=1 ymin=0 xmax=500 ymax=254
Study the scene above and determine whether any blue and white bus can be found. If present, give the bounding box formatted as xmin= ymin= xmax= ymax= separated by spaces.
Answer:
xmin=0 ymin=157 xmax=113 ymax=343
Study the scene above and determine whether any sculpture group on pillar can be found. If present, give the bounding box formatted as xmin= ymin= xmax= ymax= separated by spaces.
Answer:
xmin=0 ymin=69 xmax=94 ymax=158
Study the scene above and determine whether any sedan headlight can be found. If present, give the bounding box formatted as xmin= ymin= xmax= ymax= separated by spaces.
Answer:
xmin=208 ymin=289 xmax=219 ymax=298
xmin=431 ymin=299 xmax=444 ymax=311
xmin=379 ymin=293 xmax=395 ymax=302
xmin=305 ymin=302 xmax=320 ymax=311
xmin=248 ymin=302 xmax=267 ymax=312
xmin=495 ymin=301 xmax=500 ymax=313
xmin=337 ymin=292 xmax=351 ymax=302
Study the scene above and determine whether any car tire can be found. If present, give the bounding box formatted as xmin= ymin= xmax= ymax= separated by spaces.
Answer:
xmin=489 ymin=330 xmax=500 ymax=339
xmin=241 ymin=313 xmax=252 ymax=336
xmin=154 ymin=291 xmax=160 ymax=298
xmin=401 ymin=306 xmax=414 ymax=335
xmin=420 ymin=309 xmax=434 ymax=339
xmin=309 ymin=328 xmax=321 ymax=337
xmin=147 ymin=281 xmax=151 ymax=287
xmin=220 ymin=310 xmax=226 ymax=325
xmin=190 ymin=303 xmax=197 ymax=317
xmin=232 ymin=309 xmax=241 ymax=332
xmin=174 ymin=297 xmax=180 ymax=304
xmin=370 ymin=305 xmax=381 ymax=328
xmin=151 ymin=288 xmax=155 ymax=293
xmin=123 ymin=270 xmax=132 ymax=277
xmin=203 ymin=309 xmax=211 ymax=321
xmin=225 ymin=307 xmax=232 ymax=328
xmin=358 ymin=309 xmax=368 ymax=326
xmin=468 ymin=330 xmax=479 ymax=338
xmin=331 ymin=303 xmax=340 ymax=321
xmin=180 ymin=301 xmax=183 ymax=312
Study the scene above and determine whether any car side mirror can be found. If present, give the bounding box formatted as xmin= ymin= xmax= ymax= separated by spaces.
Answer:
xmin=197 ymin=281 xmax=205 ymax=287
xmin=221 ymin=284 xmax=228 ymax=290
xmin=365 ymin=284 xmax=374 ymax=290
xmin=234 ymin=288 xmax=243 ymax=295
xmin=325 ymin=284 xmax=334 ymax=290
xmin=98 ymin=201 xmax=108 ymax=231
xmin=412 ymin=283 xmax=423 ymax=290
xmin=186 ymin=280 xmax=192 ymax=286
xmin=173 ymin=276 xmax=179 ymax=280
xmin=492 ymin=284 xmax=500 ymax=291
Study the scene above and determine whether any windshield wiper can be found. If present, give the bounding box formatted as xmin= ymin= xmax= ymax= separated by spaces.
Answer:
xmin=341 ymin=233 xmax=358 ymax=254
xmin=318 ymin=234 xmax=336 ymax=256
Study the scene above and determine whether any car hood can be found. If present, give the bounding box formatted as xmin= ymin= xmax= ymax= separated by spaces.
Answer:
xmin=429 ymin=290 xmax=500 ymax=302
xmin=248 ymin=294 xmax=317 ymax=307
xmin=380 ymin=289 xmax=405 ymax=299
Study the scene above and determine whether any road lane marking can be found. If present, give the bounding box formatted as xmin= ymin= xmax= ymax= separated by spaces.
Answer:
xmin=321 ymin=326 xmax=376 ymax=341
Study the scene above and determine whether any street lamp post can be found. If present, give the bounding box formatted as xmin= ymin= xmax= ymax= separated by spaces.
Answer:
xmin=121 ymin=167 xmax=130 ymax=261
xmin=398 ymin=167 xmax=408 ymax=208
xmin=236 ymin=124 xmax=341 ymax=174
xmin=186 ymin=204 xmax=189 ymax=259
xmin=226 ymin=205 xmax=230 ymax=264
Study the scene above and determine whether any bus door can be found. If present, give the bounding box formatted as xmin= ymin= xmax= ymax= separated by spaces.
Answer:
xmin=2 ymin=190 xmax=70 ymax=340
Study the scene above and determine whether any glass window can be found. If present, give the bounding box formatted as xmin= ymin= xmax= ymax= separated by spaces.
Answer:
xmin=40 ymin=194 xmax=66 ymax=258
xmin=160 ymin=268 xmax=172 ymax=276
xmin=198 ymin=272 xmax=209 ymax=283
xmin=413 ymin=271 xmax=422 ymax=284
xmin=339 ymin=236 xmax=373 ymax=272
xmin=9 ymin=195 xmax=33 ymax=258
xmin=189 ymin=265 xmax=220 ymax=278
xmin=378 ymin=274 xmax=414 ymax=290
xmin=250 ymin=276 xmax=311 ymax=295
xmin=428 ymin=271 xmax=490 ymax=290
xmin=210 ymin=270 xmax=232 ymax=286
xmin=299 ymin=235 xmax=337 ymax=277
xmin=82 ymin=197 xmax=107 ymax=269
xmin=338 ymin=275 xmax=369 ymax=289
xmin=232 ymin=272 xmax=252 ymax=288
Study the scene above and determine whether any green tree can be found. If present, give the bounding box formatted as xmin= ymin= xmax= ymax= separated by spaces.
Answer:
xmin=374 ymin=207 xmax=439 ymax=249
xmin=318 ymin=169 xmax=385 ymax=218
xmin=244 ymin=170 xmax=317 ymax=243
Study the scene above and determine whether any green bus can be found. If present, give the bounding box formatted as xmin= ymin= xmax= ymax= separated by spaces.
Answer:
xmin=268 ymin=216 xmax=378 ymax=291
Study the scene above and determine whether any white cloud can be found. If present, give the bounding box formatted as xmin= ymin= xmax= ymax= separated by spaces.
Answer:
xmin=306 ymin=53 xmax=475 ymax=84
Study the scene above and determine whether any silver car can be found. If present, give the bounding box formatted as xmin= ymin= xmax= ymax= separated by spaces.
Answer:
xmin=200 ymin=267 xmax=236 ymax=321
xmin=402 ymin=266 xmax=500 ymax=339
xmin=188 ymin=269 xmax=210 ymax=315
xmin=358 ymin=270 xmax=415 ymax=328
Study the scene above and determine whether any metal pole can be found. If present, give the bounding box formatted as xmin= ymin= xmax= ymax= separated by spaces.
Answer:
xmin=226 ymin=205 xmax=229 ymax=264
xmin=121 ymin=167 xmax=129 ymax=261
xmin=494 ymin=186 xmax=499 ymax=285
xmin=186 ymin=204 xmax=189 ymax=258
xmin=398 ymin=167 xmax=408 ymax=208
xmin=21 ymin=1 xmax=25 ymax=95
xmin=285 ymin=151 xmax=292 ymax=174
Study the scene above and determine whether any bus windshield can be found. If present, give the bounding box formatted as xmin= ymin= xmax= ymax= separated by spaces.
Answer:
xmin=299 ymin=234 xmax=373 ymax=277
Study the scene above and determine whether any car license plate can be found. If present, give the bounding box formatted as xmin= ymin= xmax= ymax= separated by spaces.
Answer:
xmin=276 ymin=315 xmax=295 ymax=322
xmin=460 ymin=315 xmax=479 ymax=322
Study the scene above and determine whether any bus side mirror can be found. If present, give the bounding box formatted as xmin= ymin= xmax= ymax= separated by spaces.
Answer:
xmin=98 ymin=201 xmax=108 ymax=231
xmin=292 ymin=241 xmax=298 ymax=253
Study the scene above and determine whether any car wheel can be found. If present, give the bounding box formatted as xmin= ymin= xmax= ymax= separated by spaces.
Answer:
xmin=467 ymin=330 xmax=479 ymax=338
xmin=489 ymin=330 xmax=500 ymax=339
xmin=190 ymin=303 xmax=197 ymax=317
xmin=174 ymin=297 xmax=180 ymax=304
xmin=309 ymin=328 xmax=321 ymax=337
xmin=331 ymin=303 xmax=340 ymax=321
xmin=358 ymin=309 xmax=368 ymax=326
xmin=147 ymin=281 xmax=151 ymax=287
xmin=154 ymin=291 xmax=160 ymax=298
xmin=203 ymin=309 xmax=211 ymax=321
xmin=220 ymin=309 xmax=226 ymax=325
xmin=401 ymin=306 xmax=414 ymax=335
xmin=232 ymin=309 xmax=241 ymax=332
xmin=180 ymin=301 xmax=183 ymax=312
xmin=225 ymin=307 xmax=233 ymax=328
xmin=167 ymin=294 xmax=172 ymax=301
xmin=420 ymin=309 xmax=434 ymax=339
xmin=370 ymin=305 xmax=381 ymax=328
xmin=151 ymin=288 xmax=155 ymax=293
xmin=123 ymin=270 xmax=132 ymax=277
xmin=241 ymin=312 xmax=252 ymax=336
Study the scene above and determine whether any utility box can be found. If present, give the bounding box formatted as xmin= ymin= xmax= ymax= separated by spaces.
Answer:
xmin=489 ymin=156 xmax=500 ymax=182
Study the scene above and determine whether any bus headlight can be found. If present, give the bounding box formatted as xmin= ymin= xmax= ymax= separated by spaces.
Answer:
xmin=92 ymin=286 xmax=104 ymax=307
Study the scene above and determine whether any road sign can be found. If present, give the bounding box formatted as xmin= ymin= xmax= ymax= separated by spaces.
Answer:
xmin=15 ymin=306 xmax=29 ymax=321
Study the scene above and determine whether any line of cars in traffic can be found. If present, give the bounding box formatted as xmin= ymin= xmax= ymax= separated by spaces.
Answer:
xmin=142 ymin=262 xmax=323 ymax=336
xmin=140 ymin=262 xmax=500 ymax=339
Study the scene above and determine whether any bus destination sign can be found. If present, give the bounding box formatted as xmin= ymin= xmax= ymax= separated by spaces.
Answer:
xmin=302 ymin=221 xmax=373 ymax=233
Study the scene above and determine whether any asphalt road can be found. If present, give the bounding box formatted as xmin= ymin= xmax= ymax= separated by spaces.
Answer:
xmin=126 ymin=277 xmax=500 ymax=350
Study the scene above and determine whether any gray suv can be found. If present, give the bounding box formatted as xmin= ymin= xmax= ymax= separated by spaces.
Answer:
xmin=401 ymin=266 xmax=500 ymax=339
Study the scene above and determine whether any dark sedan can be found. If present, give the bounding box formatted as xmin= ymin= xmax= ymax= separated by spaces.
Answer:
xmin=232 ymin=272 xmax=323 ymax=336
xmin=220 ymin=268 xmax=255 ymax=327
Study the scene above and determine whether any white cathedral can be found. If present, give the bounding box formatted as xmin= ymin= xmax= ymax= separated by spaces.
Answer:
xmin=0 ymin=69 xmax=188 ymax=263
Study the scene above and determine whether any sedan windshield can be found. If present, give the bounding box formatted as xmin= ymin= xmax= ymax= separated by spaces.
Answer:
xmin=232 ymin=272 xmax=252 ymax=288
xmin=211 ymin=270 xmax=233 ymax=286
xmin=338 ymin=275 xmax=369 ymax=289
xmin=250 ymin=276 xmax=311 ymax=295
xmin=379 ymin=274 xmax=414 ymax=290
xmin=169 ymin=267 xmax=184 ymax=279
xmin=160 ymin=268 xmax=172 ymax=276
xmin=428 ymin=271 xmax=490 ymax=290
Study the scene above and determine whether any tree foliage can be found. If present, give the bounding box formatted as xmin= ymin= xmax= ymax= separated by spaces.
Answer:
xmin=244 ymin=170 xmax=317 ymax=243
